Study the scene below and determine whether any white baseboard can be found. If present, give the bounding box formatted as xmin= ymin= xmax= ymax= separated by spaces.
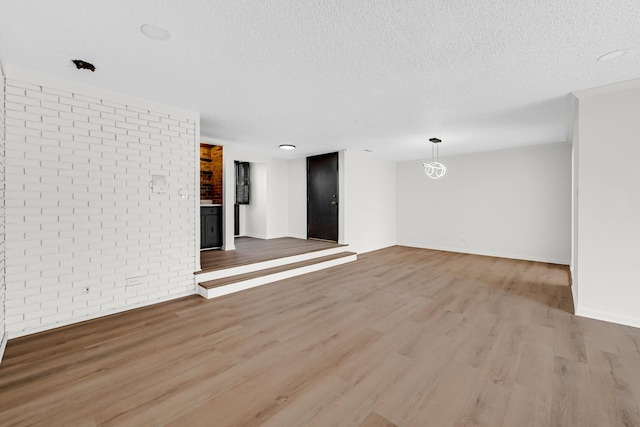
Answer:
xmin=397 ymin=242 xmax=570 ymax=265
xmin=287 ymin=233 xmax=308 ymax=240
xmin=0 ymin=333 xmax=8 ymax=366
xmin=8 ymin=290 xmax=196 ymax=339
xmin=575 ymin=306 xmax=640 ymax=329
xmin=244 ymin=233 xmax=267 ymax=239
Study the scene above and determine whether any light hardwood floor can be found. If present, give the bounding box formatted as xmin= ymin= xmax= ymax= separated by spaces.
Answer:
xmin=2 ymin=246 xmax=640 ymax=426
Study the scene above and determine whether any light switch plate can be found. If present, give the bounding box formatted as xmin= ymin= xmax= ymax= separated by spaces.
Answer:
xmin=151 ymin=175 xmax=167 ymax=193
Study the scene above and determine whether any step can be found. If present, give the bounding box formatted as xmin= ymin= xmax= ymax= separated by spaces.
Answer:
xmin=195 ymin=245 xmax=349 ymax=283
xmin=197 ymin=251 xmax=357 ymax=299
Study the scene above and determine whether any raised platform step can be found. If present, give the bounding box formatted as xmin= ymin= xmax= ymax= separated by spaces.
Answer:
xmin=196 ymin=245 xmax=349 ymax=283
xmin=197 ymin=251 xmax=357 ymax=299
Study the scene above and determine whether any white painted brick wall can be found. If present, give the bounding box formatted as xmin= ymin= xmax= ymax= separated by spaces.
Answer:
xmin=4 ymin=77 xmax=198 ymax=338
xmin=1 ymin=67 xmax=6 ymax=350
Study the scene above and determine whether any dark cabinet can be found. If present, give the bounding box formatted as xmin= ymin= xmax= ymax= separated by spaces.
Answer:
xmin=201 ymin=206 xmax=222 ymax=249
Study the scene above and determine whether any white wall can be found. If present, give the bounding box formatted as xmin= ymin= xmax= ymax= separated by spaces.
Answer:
xmin=0 ymin=63 xmax=7 ymax=361
xmin=222 ymin=142 xmax=236 ymax=250
xmin=244 ymin=162 xmax=268 ymax=239
xmin=3 ymin=67 xmax=198 ymax=338
xmin=287 ymin=157 xmax=307 ymax=239
xmin=266 ymin=158 xmax=289 ymax=238
xmin=209 ymin=145 xmax=398 ymax=250
xmin=342 ymin=150 xmax=397 ymax=254
xmin=282 ymin=150 xmax=397 ymax=253
xmin=573 ymin=80 xmax=640 ymax=328
xmin=570 ymin=96 xmax=580 ymax=306
xmin=237 ymin=204 xmax=247 ymax=236
xmin=225 ymin=145 xmax=294 ymax=240
xmin=397 ymin=143 xmax=571 ymax=264
xmin=199 ymin=136 xmax=236 ymax=252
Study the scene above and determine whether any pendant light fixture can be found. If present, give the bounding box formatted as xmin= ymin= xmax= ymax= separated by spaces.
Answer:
xmin=422 ymin=138 xmax=446 ymax=179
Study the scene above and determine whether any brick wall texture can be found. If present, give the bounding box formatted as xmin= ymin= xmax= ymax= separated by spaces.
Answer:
xmin=3 ymin=77 xmax=198 ymax=337
xmin=200 ymin=144 xmax=222 ymax=204
xmin=0 ymin=68 xmax=6 ymax=343
xmin=210 ymin=145 xmax=223 ymax=205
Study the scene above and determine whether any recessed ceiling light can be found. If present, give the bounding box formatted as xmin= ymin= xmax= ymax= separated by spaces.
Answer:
xmin=597 ymin=49 xmax=627 ymax=62
xmin=279 ymin=144 xmax=296 ymax=150
xmin=141 ymin=24 xmax=171 ymax=41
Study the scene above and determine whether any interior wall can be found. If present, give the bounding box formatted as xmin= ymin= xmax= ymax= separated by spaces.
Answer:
xmin=287 ymin=157 xmax=307 ymax=239
xmin=206 ymin=145 xmax=394 ymax=246
xmin=342 ymin=150 xmax=397 ymax=254
xmin=221 ymin=142 xmax=235 ymax=251
xmin=243 ymin=162 xmax=267 ymax=239
xmin=223 ymin=144 xmax=293 ymax=241
xmin=3 ymin=67 xmax=198 ymax=338
xmin=338 ymin=151 xmax=346 ymax=245
xmin=397 ymin=143 xmax=571 ymax=264
xmin=0 ymin=63 xmax=7 ymax=360
xmin=284 ymin=150 xmax=397 ymax=253
xmin=238 ymin=204 xmax=247 ymax=236
xmin=266 ymin=158 xmax=289 ymax=238
xmin=198 ymin=136 xmax=237 ymax=252
xmin=570 ymin=96 xmax=579 ymax=306
xmin=573 ymin=80 xmax=640 ymax=328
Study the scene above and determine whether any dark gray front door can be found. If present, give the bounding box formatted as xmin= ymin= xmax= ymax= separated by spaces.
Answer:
xmin=307 ymin=152 xmax=338 ymax=242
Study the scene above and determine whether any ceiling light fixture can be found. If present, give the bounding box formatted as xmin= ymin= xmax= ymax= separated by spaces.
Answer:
xmin=279 ymin=144 xmax=296 ymax=150
xmin=422 ymin=138 xmax=446 ymax=179
xmin=71 ymin=59 xmax=96 ymax=72
xmin=597 ymin=49 xmax=627 ymax=62
xmin=141 ymin=24 xmax=171 ymax=41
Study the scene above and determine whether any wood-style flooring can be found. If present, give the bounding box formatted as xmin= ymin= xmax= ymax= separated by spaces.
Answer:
xmin=2 ymin=246 xmax=640 ymax=426
xmin=199 ymin=237 xmax=345 ymax=272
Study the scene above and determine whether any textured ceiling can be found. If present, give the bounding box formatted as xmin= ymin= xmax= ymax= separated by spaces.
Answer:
xmin=1 ymin=0 xmax=639 ymax=160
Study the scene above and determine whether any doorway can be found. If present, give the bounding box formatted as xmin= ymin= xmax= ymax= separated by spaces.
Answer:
xmin=307 ymin=152 xmax=339 ymax=242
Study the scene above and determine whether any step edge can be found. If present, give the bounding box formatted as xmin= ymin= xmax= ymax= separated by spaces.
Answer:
xmin=196 ymin=246 xmax=350 ymax=283
xmin=198 ymin=254 xmax=357 ymax=299
xmin=199 ymin=251 xmax=358 ymax=289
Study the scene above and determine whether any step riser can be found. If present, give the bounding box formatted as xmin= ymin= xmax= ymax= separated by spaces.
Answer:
xmin=198 ymin=254 xmax=357 ymax=299
xmin=196 ymin=246 xmax=348 ymax=283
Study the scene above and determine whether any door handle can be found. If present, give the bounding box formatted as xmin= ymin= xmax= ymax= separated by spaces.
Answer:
xmin=331 ymin=201 xmax=337 ymax=205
